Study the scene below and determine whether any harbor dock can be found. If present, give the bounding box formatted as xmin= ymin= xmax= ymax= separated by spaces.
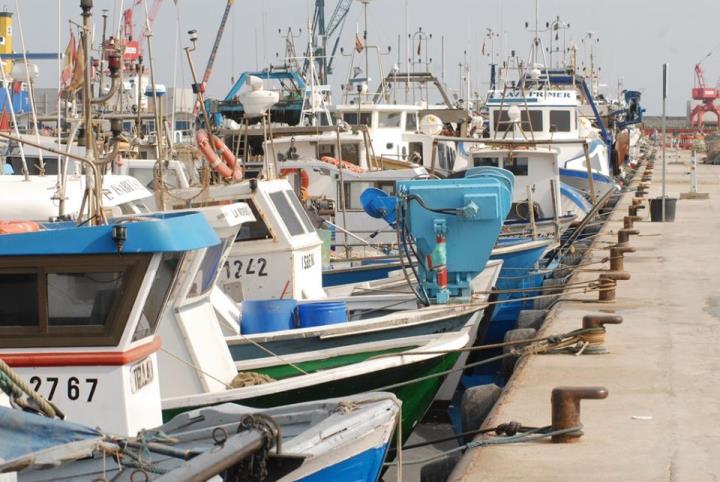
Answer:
xmin=451 ymin=148 xmax=720 ymax=481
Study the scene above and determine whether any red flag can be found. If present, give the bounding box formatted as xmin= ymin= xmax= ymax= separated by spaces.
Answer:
xmin=60 ymin=31 xmax=76 ymax=89
xmin=0 ymin=108 xmax=8 ymax=132
xmin=354 ymin=33 xmax=364 ymax=53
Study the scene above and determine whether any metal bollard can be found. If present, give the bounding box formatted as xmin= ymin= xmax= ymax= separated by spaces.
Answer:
xmin=617 ymin=228 xmax=639 ymax=246
xmin=551 ymin=386 xmax=609 ymax=443
xmin=582 ymin=314 xmax=623 ymax=354
xmin=598 ymin=271 xmax=631 ymax=301
xmin=623 ymin=215 xmax=642 ymax=229
xmin=609 ymin=246 xmax=635 ymax=272
xmin=628 ymin=203 xmax=645 ymax=217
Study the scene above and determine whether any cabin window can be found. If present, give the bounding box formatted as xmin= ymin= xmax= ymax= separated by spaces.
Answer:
xmin=0 ymin=255 xmax=150 ymax=348
xmin=48 ymin=272 xmax=125 ymax=326
xmin=342 ymin=112 xmax=372 ymax=126
xmin=341 ymin=143 xmax=360 ymax=166
xmin=175 ymin=120 xmax=191 ymax=131
xmin=408 ymin=142 xmax=423 ymax=162
xmin=473 ymin=156 xmax=500 ymax=168
xmin=0 ymin=273 xmax=39 ymax=327
xmin=437 ymin=144 xmax=456 ymax=171
xmin=503 ymin=156 xmax=529 ymax=176
xmin=520 ymin=110 xmax=543 ymax=132
xmin=133 ymin=252 xmax=182 ymax=341
xmin=188 ymin=241 xmax=226 ymax=298
xmin=406 ymin=114 xmax=417 ymax=132
xmin=317 ymin=143 xmax=335 ymax=159
xmin=378 ymin=112 xmax=402 ymax=128
xmin=343 ymin=181 xmax=394 ymax=210
xmin=235 ymin=200 xmax=273 ymax=242
xmin=550 ymin=110 xmax=571 ymax=132
xmin=269 ymin=190 xmax=306 ymax=237
xmin=283 ymin=190 xmax=316 ymax=233
xmin=492 ymin=110 xmax=511 ymax=131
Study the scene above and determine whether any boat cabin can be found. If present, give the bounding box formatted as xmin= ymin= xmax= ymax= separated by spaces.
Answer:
xmin=169 ymin=179 xmax=325 ymax=304
xmin=466 ymin=146 xmax=564 ymax=221
xmin=486 ymin=89 xmax=579 ymax=140
xmin=0 ymin=174 xmax=152 ymax=221
xmin=0 ymin=211 xmax=221 ymax=436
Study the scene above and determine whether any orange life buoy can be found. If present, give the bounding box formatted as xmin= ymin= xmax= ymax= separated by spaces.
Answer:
xmin=280 ymin=168 xmax=310 ymax=190
xmin=0 ymin=221 xmax=41 ymax=235
xmin=320 ymin=156 xmax=366 ymax=174
xmin=196 ymin=129 xmax=243 ymax=180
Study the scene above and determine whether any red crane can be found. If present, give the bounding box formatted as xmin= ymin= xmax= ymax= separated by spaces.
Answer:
xmin=690 ymin=62 xmax=720 ymax=127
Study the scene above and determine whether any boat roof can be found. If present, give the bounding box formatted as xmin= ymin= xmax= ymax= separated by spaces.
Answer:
xmin=0 ymin=211 xmax=219 ymax=256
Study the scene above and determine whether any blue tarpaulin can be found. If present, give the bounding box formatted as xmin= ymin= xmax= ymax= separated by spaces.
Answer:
xmin=0 ymin=407 xmax=102 ymax=462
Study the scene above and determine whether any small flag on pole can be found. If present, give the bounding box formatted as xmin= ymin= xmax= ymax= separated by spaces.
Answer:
xmin=354 ymin=33 xmax=364 ymax=53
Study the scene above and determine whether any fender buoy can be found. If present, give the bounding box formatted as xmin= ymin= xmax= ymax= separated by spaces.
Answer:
xmin=279 ymin=168 xmax=310 ymax=190
xmin=0 ymin=221 xmax=41 ymax=235
xmin=196 ymin=129 xmax=243 ymax=180
xmin=319 ymin=156 xmax=366 ymax=174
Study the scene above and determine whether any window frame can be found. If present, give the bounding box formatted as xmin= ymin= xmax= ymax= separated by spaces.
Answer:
xmin=0 ymin=254 xmax=151 ymax=348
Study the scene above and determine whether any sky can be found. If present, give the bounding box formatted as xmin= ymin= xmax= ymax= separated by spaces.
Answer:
xmin=11 ymin=0 xmax=720 ymax=116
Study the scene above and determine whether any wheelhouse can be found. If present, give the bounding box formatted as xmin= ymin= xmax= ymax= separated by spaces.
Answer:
xmin=0 ymin=212 xmax=220 ymax=436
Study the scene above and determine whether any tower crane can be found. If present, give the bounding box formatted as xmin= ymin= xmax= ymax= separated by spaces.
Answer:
xmin=690 ymin=50 xmax=720 ymax=128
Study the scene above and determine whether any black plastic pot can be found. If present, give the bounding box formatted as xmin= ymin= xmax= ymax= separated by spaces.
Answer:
xmin=649 ymin=196 xmax=677 ymax=222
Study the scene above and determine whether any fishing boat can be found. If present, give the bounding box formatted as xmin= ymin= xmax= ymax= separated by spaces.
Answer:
xmin=0 ymin=392 xmax=399 ymax=481
xmin=155 ymin=173 xmax=512 ymax=438
xmin=0 ymin=202 xmax=401 ymax=480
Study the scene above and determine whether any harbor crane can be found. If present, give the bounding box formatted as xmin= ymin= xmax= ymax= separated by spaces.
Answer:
xmin=690 ymin=52 xmax=720 ymax=127
xmin=303 ymin=0 xmax=353 ymax=84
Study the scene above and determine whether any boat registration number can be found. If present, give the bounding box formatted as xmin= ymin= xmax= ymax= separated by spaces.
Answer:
xmin=130 ymin=357 xmax=154 ymax=394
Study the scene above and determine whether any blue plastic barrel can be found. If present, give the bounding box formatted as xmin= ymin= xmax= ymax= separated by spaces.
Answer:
xmin=241 ymin=299 xmax=298 ymax=334
xmin=296 ymin=302 xmax=348 ymax=328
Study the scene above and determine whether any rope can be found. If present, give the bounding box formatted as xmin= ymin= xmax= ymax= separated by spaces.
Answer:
xmin=229 ymin=372 xmax=276 ymax=388
xmin=237 ymin=335 xmax=309 ymax=376
xmin=385 ymin=425 xmax=583 ymax=467
xmin=0 ymin=358 xmax=61 ymax=418
xmin=160 ymin=348 xmax=232 ymax=389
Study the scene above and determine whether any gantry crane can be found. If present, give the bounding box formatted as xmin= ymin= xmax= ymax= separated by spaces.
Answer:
xmin=690 ymin=57 xmax=720 ymax=127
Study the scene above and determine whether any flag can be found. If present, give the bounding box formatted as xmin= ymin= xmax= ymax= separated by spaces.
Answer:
xmin=0 ymin=108 xmax=8 ymax=132
xmin=60 ymin=31 xmax=76 ymax=90
xmin=354 ymin=33 xmax=363 ymax=53
xmin=417 ymin=38 xmax=421 ymax=56
xmin=481 ymin=39 xmax=486 ymax=56
xmin=68 ymin=34 xmax=85 ymax=92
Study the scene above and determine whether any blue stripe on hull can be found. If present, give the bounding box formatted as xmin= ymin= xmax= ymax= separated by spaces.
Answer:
xmin=323 ymin=265 xmax=398 ymax=287
xmin=298 ymin=443 xmax=389 ymax=482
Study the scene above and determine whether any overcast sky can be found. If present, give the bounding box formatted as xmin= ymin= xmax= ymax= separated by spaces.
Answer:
xmin=13 ymin=0 xmax=720 ymax=115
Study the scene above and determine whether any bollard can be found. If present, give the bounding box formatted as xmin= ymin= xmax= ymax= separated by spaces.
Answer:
xmin=551 ymin=386 xmax=609 ymax=443
xmin=582 ymin=314 xmax=623 ymax=354
xmin=609 ymin=245 xmax=635 ymax=271
xmin=623 ymin=215 xmax=642 ymax=229
xmin=628 ymin=203 xmax=645 ymax=217
xmin=617 ymin=228 xmax=639 ymax=247
xmin=598 ymin=271 xmax=631 ymax=301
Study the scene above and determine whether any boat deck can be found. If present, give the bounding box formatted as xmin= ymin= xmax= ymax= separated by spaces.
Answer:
xmin=451 ymin=148 xmax=720 ymax=481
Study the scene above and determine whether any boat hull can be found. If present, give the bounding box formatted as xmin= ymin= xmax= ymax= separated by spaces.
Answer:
xmin=163 ymin=348 xmax=460 ymax=439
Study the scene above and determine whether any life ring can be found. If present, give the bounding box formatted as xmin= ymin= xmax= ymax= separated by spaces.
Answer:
xmin=0 ymin=221 xmax=41 ymax=235
xmin=196 ymin=129 xmax=243 ymax=180
xmin=320 ymin=156 xmax=366 ymax=173
xmin=279 ymin=168 xmax=310 ymax=190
